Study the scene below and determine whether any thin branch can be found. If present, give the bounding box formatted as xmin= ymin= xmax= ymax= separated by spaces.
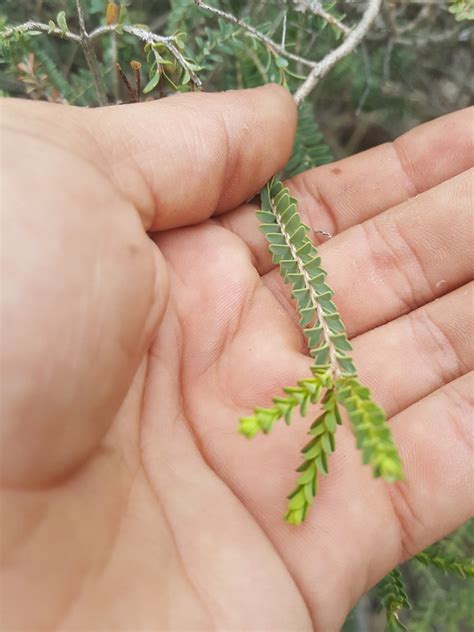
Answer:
xmin=75 ymin=0 xmax=87 ymax=33
xmin=89 ymin=24 xmax=172 ymax=43
xmin=356 ymin=42 xmax=372 ymax=115
xmin=281 ymin=10 xmax=288 ymax=48
xmin=115 ymin=62 xmax=136 ymax=102
xmin=74 ymin=0 xmax=107 ymax=105
xmin=293 ymin=0 xmax=382 ymax=104
xmin=3 ymin=21 xmax=201 ymax=92
xmin=293 ymin=0 xmax=351 ymax=37
xmin=194 ymin=0 xmax=317 ymax=69
xmin=3 ymin=21 xmax=81 ymax=43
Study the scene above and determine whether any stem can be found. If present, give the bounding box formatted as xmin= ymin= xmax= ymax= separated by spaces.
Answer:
xmin=294 ymin=0 xmax=382 ymax=104
xmin=270 ymin=198 xmax=341 ymax=379
xmin=75 ymin=0 xmax=107 ymax=105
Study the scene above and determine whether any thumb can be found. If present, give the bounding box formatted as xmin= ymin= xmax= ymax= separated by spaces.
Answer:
xmin=82 ymin=84 xmax=297 ymax=230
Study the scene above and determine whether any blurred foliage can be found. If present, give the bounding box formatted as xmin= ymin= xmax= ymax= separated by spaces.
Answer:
xmin=0 ymin=2 xmax=473 ymax=630
xmin=343 ymin=519 xmax=474 ymax=632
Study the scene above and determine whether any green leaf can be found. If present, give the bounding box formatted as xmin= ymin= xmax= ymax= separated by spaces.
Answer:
xmin=256 ymin=210 xmax=276 ymax=223
xmin=275 ymin=55 xmax=289 ymax=68
xmin=57 ymin=11 xmax=68 ymax=34
xmin=299 ymin=306 xmax=316 ymax=327
xmin=143 ymin=72 xmax=160 ymax=94
xmin=337 ymin=376 xmax=403 ymax=482
xmin=376 ymin=568 xmax=410 ymax=631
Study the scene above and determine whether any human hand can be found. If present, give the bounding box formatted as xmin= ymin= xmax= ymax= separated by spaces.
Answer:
xmin=0 ymin=89 xmax=472 ymax=631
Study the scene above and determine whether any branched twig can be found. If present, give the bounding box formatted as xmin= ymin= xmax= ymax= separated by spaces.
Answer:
xmin=86 ymin=24 xmax=201 ymax=88
xmin=194 ymin=0 xmax=317 ymax=69
xmin=4 ymin=21 xmax=81 ymax=43
xmin=2 ymin=21 xmax=202 ymax=92
xmin=194 ymin=0 xmax=382 ymax=105
xmin=294 ymin=0 xmax=383 ymax=103
xmin=294 ymin=0 xmax=351 ymax=37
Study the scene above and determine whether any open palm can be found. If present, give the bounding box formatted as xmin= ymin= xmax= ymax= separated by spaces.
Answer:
xmin=1 ymin=89 xmax=472 ymax=632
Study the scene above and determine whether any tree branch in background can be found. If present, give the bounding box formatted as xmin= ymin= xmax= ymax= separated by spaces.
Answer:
xmin=195 ymin=0 xmax=382 ymax=106
xmin=194 ymin=0 xmax=317 ymax=69
xmin=293 ymin=0 xmax=383 ymax=104
xmin=2 ymin=22 xmax=202 ymax=95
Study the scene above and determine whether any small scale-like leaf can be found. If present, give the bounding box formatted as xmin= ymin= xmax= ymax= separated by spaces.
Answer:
xmin=315 ymin=452 xmax=329 ymax=474
xmin=285 ymin=213 xmax=301 ymax=234
xmin=331 ymin=333 xmax=353 ymax=352
xmin=325 ymin=312 xmax=345 ymax=332
xmin=311 ymin=344 xmax=330 ymax=364
xmin=303 ymin=480 xmax=315 ymax=504
xmin=299 ymin=393 xmax=310 ymax=416
xmin=239 ymin=416 xmax=259 ymax=438
xmin=302 ymin=442 xmax=322 ymax=460
xmin=280 ymin=204 xmax=297 ymax=224
xmin=279 ymin=259 xmax=299 ymax=274
xmin=269 ymin=244 xmax=291 ymax=258
xmin=297 ymin=461 xmax=316 ymax=485
xmin=259 ymin=223 xmax=279 ymax=235
xmin=287 ymin=488 xmax=306 ymax=510
xmin=299 ymin=306 xmax=316 ymax=327
xmin=289 ymin=225 xmax=307 ymax=246
xmin=324 ymin=410 xmax=338 ymax=433
xmin=286 ymin=272 xmax=306 ymax=290
xmin=295 ymin=241 xmax=313 ymax=258
xmin=304 ymin=257 xmax=322 ymax=275
xmin=284 ymin=506 xmax=305 ymax=525
xmin=266 ymin=233 xmax=287 ymax=245
xmin=321 ymin=431 xmax=335 ymax=455
xmin=256 ymin=210 xmax=276 ymax=223
xmin=308 ymin=423 xmax=326 ymax=437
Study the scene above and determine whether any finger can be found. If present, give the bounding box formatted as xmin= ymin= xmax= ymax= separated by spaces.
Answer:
xmin=220 ymin=107 xmax=474 ymax=273
xmin=156 ymin=221 xmax=473 ymax=629
xmin=383 ymin=372 xmax=474 ymax=563
xmin=264 ymin=170 xmax=473 ymax=338
xmin=350 ymin=283 xmax=473 ymax=418
xmin=83 ymin=86 xmax=296 ymax=230
xmin=304 ymin=372 xmax=473 ymax=627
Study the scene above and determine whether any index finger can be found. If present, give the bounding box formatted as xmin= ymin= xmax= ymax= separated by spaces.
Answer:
xmin=292 ymin=105 xmax=474 ymax=235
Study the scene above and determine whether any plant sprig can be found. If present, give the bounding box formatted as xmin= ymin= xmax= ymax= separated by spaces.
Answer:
xmin=377 ymin=568 xmax=411 ymax=631
xmin=285 ymin=388 xmax=341 ymax=524
xmin=415 ymin=547 xmax=474 ymax=578
xmin=239 ymin=178 xmax=403 ymax=524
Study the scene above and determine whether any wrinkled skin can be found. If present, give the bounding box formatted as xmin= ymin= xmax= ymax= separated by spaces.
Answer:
xmin=0 ymin=87 xmax=472 ymax=631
